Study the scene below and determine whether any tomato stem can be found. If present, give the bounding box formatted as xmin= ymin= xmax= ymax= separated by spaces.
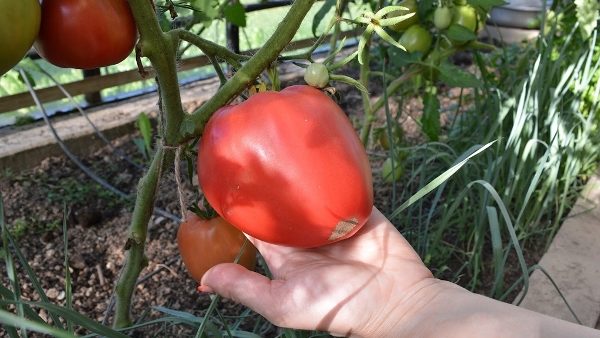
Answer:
xmin=177 ymin=0 xmax=317 ymax=143
xmin=113 ymin=145 xmax=166 ymax=328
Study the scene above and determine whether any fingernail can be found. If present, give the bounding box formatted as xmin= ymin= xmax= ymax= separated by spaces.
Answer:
xmin=197 ymin=284 xmax=214 ymax=293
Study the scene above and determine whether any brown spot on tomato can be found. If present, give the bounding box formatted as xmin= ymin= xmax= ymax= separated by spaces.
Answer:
xmin=329 ymin=218 xmax=359 ymax=241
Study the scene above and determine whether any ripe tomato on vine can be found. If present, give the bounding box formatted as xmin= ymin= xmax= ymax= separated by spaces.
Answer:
xmin=35 ymin=0 xmax=137 ymax=69
xmin=177 ymin=213 xmax=257 ymax=282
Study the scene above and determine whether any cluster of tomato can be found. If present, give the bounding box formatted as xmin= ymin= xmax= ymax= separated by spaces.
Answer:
xmin=389 ymin=0 xmax=484 ymax=55
xmin=0 ymin=0 xmax=137 ymax=76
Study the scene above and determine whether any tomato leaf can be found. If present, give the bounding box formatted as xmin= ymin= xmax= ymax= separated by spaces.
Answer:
xmin=312 ymin=0 xmax=335 ymax=37
xmin=446 ymin=24 xmax=477 ymax=42
xmin=467 ymin=0 xmax=506 ymax=12
xmin=421 ymin=86 xmax=440 ymax=141
xmin=438 ymin=62 xmax=482 ymax=88
xmin=223 ymin=3 xmax=246 ymax=27
xmin=17 ymin=70 xmax=36 ymax=88
xmin=190 ymin=0 xmax=219 ymax=19
xmin=388 ymin=47 xmax=421 ymax=68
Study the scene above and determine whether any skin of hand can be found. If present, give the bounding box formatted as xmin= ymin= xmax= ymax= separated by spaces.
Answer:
xmin=199 ymin=206 xmax=436 ymax=336
xmin=199 ymin=207 xmax=600 ymax=338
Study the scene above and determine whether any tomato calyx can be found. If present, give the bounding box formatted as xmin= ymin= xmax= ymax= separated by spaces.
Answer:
xmin=188 ymin=198 xmax=218 ymax=220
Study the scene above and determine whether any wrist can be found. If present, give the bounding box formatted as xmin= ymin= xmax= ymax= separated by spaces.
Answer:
xmin=361 ymin=278 xmax=536 ymax=338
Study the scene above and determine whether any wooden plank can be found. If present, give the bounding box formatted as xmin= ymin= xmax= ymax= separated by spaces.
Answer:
xmin=0 ymin=31 xmax=358 ymax=113
xmin=0 ymin=55 xmax=212 ymax=113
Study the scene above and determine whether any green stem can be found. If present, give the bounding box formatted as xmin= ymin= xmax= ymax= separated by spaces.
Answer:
xmin=113 ymin=0 xmax=187 ymax=328
xmin=358 ymin=40 xmax=373 ymax=145
xmin=329 ymin=0 xmax=349 ymax=51
xmin=113 ymin=146 xmax=166 ymax=328
xmin=371 ymin=67 xmax=421 ymax=113
xmin=360 ymin=66 xmax=421 ymax=145
xmin=178 ymin=0 xmax=317 ymax=143
xmin=173 ymin=29 xmax=248 ymax=68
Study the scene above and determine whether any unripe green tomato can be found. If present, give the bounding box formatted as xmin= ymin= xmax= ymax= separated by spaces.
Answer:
xmin=389 ymin=0 xmax=419 ymax=32
xmin=304 ymin=63 xmax=329 ymax=88
xmin=399 ymin=25 xmax=433 ymax=54
xmin=453 ymin=0 xmax=467 ymax=5
xmin=382 ymin=157 xmax=403 ymax=183
xmin=0 ymin=0 xmax=41 ymax=76
xmin=452 ymin=5 xmax=478 ymax=32
xmin=433 ymin=7 xmax=452 ymax=30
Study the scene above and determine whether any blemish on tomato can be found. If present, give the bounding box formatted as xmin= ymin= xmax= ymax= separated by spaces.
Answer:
xmin=328 ymin=218 xmax=359 ymax=241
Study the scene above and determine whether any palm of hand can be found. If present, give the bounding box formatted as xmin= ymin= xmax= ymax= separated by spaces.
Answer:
xmin=201 ymin=207 xmax=433 ymax=337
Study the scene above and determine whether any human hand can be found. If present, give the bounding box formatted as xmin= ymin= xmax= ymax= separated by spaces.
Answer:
xmin=199 ymin=206 xmax=436 ymax=337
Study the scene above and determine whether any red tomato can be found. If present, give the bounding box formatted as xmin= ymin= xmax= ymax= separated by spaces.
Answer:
xmin=35 ymin=0 xmax=137 ymax=69
xmin=198 ymin=85 xmax=374 ymax=248
xmin=177 ymin=213 xmax=257 ymax=283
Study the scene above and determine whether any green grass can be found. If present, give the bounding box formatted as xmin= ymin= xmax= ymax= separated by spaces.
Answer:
xmin=385 ymin=21 xmax=600 ymax=297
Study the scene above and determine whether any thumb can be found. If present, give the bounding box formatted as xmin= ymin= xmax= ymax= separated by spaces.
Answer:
xmin=200 ymin=263 xmax=280 ymax=318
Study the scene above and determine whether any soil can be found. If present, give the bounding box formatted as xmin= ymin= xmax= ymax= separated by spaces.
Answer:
xmin=0 ymin=65 xmax=546 ymax=336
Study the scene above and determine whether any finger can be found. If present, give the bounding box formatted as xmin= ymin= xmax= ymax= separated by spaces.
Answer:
xmin=200 ymin=263 xmax=282 ymax=320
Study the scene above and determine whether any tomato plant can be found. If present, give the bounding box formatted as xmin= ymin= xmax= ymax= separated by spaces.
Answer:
xmin=0 ymin=0 xmax=41 ymax=76
xmin=35 ymin=0 xmax=137 ymax=69
xmin=389 ymin=0 xmax=419 ymax=32
xmin=177 ymin=213 xmax=257 ymax=282
xmin=452 ymin=5 xmax=478 ymax=32
xmin=399 ymin=25 xmax=432 ymax=54
xmin=433 ymin=6 xmax=452 ymax=30
xmin=198 ymin=85 xmax=373 ymax=248
xmin=304 ymin=63 xmax=329 ymax=88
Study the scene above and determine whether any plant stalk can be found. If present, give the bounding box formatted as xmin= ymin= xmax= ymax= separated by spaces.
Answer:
xmin=178 ymin=0 xmax=317 ymax=143
xmin=113 ymin=0 xmax=187 ymax=328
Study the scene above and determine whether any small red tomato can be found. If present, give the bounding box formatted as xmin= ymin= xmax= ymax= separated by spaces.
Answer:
xmin=198 ymin=85 xmax=374 ymax=248
xmin=177 ymin=213 xmax=257 ymax=283
xmin=35 ymin=0 xmax=137 ymax=69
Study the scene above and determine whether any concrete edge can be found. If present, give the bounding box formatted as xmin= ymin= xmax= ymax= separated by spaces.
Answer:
xmin=517 ymin=170 xmax=600 ymax=328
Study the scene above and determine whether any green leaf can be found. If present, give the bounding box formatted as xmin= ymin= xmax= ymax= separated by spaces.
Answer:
xmin=388 ymin=47 xmax=421 ymax=68
xmin=575 ymin=0 xmax=599 ymax=39
xmin=223 ymin=2 xmax=247 ymax=27
xmin=390 ymin=141 xmax=496 ymax=218
xmin=446 ymin=24 xmax=477 ymax=42
xmin=468 ymin=0 xmax=506 ymax=12
xmin=312 ymin=0 xmax=335 ymax=37
xmin=136 ymin=112 xmax=153 ymax=156
xmin=17 ymin=70 xmax=36 ymax=88
xmin=438 ymin=62 xmax=482 ymax=88
xmin=190 ymin=0 xmax=219 ymax=19
xmin=422 ymin=86 xmax=440 ymax=141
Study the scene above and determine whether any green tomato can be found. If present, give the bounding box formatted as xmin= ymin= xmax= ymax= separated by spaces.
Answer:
xmin=433 ymin=7 xmax=452 ymax=30
xmin=389 ymin=0 xmax=419 ymax=32
xmin=382 ymin=157 xmax=403 ymax=183
xmin=399 ymin=25 xmax=433 ymax=54
xmin=452 ymin=5 xmax=478 ymax=32
xmin=304 ymin=63 xmax=329 ymax=88
xmin=0 ymin=0 xmax=41 ymax=76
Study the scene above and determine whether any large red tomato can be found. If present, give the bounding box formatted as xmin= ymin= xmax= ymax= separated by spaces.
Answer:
xmin=198 ymin=85 xmax=374 ymax=248
xmin=35 ymin=0 xmax=137 ymax=69
xmin=177 ymin=213 xmax=257 ymax=283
